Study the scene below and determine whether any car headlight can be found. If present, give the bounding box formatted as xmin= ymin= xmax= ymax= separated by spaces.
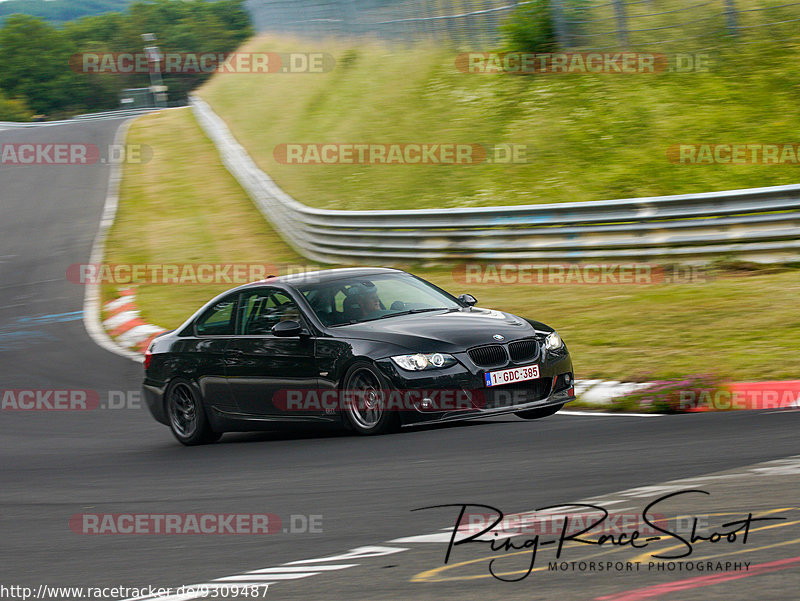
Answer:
xmin=544 ymin=331 xmax=564 ymax=351
xmin=390 ymin=353 xmax=457 ymax=371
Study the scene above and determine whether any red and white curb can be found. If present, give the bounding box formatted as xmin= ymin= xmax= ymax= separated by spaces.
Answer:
xmin=101 ymin=289 xmax=166 ymax=353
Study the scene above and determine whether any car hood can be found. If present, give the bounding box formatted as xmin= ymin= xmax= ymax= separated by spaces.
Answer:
xmin=335 ymin=307 xmax=537 ymax=352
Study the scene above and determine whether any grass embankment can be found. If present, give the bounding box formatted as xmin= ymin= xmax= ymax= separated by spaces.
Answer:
xmin=197 ymin=35 xmax=800 ymax=211
xmin=104 ymin=108 xmax=304 ymax=327
xmin=107 ymin=108 xmax=800 ymax=381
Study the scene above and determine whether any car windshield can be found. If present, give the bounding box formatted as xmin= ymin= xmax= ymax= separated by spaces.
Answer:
xmin=297 ymin=272 xmax=461 ymax=326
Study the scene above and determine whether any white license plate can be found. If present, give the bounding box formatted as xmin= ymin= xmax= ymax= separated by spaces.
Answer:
xmin=484 ymin=365 xmax=540 ymax=387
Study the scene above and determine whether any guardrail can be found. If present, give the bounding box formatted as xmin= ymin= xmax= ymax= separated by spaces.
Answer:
xmin=190 ymin=95 xmax=800 ymax=264
xmin=0 ymin=119 xmax=75 ymax=128
xmin=0 ymin=108 xmax=165 ymax=130
xmin=72 ymin=108 xmax=162 ymax=120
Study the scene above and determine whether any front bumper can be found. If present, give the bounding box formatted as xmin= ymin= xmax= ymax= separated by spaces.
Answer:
xmin=376 ymin=347 xmax=575 ymax=426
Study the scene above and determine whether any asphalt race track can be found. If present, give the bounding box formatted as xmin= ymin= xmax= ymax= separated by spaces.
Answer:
xmin=1 ymin=118 xmax=799 ymax=601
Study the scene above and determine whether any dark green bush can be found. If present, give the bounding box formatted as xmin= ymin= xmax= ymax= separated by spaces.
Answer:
xmin=501 ymin=0 xmax=558 ymax=53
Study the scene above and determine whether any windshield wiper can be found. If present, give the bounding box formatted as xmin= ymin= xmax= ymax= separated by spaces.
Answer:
xmin=403 ymin=307 xmax=450 ymax=314
xmin=361 ymin=307 xmax=452 ymax=322
xmin=331 ymin=307 xmax=456 ymax=326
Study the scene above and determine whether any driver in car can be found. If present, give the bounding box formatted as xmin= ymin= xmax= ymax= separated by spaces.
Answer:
xmin=359 ymin=290 xmax=390 ymax=320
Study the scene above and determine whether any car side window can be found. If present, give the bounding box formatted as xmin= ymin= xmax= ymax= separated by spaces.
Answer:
xmin=239 ymin=288 xmax=303 ymax=335
xmin=195 ymin=298 xmax=236 ymax=336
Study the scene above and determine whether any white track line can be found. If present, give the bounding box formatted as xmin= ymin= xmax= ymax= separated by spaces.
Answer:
xmin=81 ymin=118 xmax=144 ymax=363
xmin=559 ymin=410 xmax=662 ymax=417
xmin=247 ymin=565 xmax=357 ymax=573
xmin=214 ymin=573 xmax=314 ymax=581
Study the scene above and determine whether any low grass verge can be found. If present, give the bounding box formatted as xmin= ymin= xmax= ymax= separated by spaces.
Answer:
xmin=103 ymin=107 xmax=311 ymax=327
xmin=106 ymin=108 xmax=800 ymax=381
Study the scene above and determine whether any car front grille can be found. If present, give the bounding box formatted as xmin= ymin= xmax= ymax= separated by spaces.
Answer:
xmin=468 ymin=344 xmax=507 ymax=368
xmin=508 ymin=339 xmax=540 ymax=363
xmin=482 ymin=378 xmax=554 ymax=409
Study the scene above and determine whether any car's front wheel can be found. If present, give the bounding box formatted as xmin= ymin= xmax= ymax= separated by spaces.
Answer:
xmin=166 ymin=380 xmax=221 ymax=445
xmin=515 ymin=403 xmax=564 ymax=420
xmin=341 ymin=361 xmax=400 ymax=435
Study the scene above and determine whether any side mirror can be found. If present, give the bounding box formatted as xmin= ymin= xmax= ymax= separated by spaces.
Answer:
xmin=458 ymin=293 xmax=477 ymax=307
xmin=272 ymin=320 xmax=303 ymax=337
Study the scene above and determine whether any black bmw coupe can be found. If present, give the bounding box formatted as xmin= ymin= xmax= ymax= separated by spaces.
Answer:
xmin=143 ymin=268 xmax=575 ymax=444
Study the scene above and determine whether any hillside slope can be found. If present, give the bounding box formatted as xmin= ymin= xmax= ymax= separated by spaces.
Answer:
xmin=199 ymin=35 xmax=800 ymax=211
xmin=0 ymin=0 xmax=132 ymax=24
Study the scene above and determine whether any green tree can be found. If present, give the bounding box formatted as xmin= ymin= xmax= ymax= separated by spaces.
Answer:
xmin=0 ymin=1 xmax=253 ymax=117
xmin=0 ymin=15 xmax=90 ymax=115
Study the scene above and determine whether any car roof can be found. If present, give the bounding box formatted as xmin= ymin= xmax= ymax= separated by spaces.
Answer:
xmin=240 ymin=267 xmax=404 ymax=289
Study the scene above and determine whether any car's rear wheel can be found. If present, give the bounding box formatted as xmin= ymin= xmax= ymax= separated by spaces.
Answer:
xmin=342 ymin=362 xmax=400 ymax=435
xmin=166 ymin=380 xmax=221 ymax=445
xmin=515 ymin=403 xmax=565 ymax=420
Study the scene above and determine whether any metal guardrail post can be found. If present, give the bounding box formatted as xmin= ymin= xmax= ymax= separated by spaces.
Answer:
xmin=551 ymin=0 xmax=571 ymax=50
xmin=613 ymin=0 xmax=629 ymax=46
xmin=724 ymin=0 xmax=739 ymax=36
